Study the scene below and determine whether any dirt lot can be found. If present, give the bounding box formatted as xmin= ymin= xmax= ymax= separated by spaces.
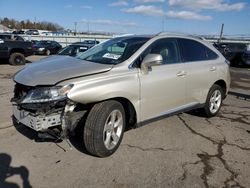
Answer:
xmin=0 ymin=56 xmax=250 ymax=188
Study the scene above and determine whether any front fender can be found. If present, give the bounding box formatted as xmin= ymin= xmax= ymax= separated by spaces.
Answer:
xmin=65 ymin=69 xmax=141 ymax=121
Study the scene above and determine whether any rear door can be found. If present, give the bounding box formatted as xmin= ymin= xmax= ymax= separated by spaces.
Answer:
xmin=139 ymin=38 xmax=187 ymax=121
xmin=178 ymin=38 xmax=219 ymax=104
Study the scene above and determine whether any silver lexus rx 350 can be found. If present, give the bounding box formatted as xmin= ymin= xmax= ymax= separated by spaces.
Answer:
xmin=12 ymin=33 xmax=230 ymax=157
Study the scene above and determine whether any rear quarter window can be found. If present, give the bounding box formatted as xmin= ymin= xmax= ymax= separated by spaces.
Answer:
xmin=179 ymin=38 xmax=218 ymax=62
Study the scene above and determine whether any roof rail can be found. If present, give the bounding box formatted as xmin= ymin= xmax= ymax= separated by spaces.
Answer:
xmin=156 ymin=32 xmax=206 ymax=40
xmin=156 ymin=32 xmax=188 ymax=36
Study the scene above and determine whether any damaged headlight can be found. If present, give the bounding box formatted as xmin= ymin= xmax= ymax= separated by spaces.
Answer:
xmin=21 ymin=84 xmax=74 ymax=103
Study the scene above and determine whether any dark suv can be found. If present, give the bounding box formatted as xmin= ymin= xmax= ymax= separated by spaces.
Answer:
xmin=213 ymin=42 xmax=247 ymax=66
xmin=0 ymin=34 xmax=33 ymax=65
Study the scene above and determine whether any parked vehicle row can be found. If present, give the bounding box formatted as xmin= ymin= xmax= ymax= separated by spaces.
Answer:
xmin=12 ymin=29 xmax=73 ymax=36
xmin=13 ymin=29 xmax=39 ymax=35
xmin=31 ymin=40 xmax=99 ymax=56
xmin=0 ymin=33 xmax=100 ymax=65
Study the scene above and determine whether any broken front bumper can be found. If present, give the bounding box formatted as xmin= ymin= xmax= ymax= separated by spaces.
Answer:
xmin=12 ymin=101 xmax=86 ymax=138
xmin=13 ymin=105 xmax=62 ymax=131
xmin=11 ymin=83 xmax=86 ymax=138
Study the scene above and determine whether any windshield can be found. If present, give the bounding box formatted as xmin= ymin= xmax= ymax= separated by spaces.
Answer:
xmin=59 ymin=45 xmax=75 ymax=55
xmin=77 ymin=37 xmax=150 ymax=64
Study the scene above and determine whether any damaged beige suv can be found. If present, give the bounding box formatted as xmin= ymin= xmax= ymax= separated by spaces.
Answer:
xmin=12 ymin=33 xmax=230 ymax=157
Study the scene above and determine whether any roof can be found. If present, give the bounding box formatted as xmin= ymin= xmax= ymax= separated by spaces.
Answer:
xmin=156 ymin=32 xmax=206 ymax=40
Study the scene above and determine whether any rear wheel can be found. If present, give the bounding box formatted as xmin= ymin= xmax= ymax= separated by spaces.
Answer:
xmin=202 ymin=84 xmax=223 ymax=117
xmin=9 ymin=52 xmax=25 ymax=65
xmin=83 ymin=100 xmax=125 ymax=157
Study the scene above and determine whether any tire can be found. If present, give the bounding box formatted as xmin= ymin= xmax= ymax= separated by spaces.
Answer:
xmin=84 ymin=100 xmax=125 ymax=157
xmin=202 ymin=84 xmax=223 ymax=118
xmin=9 ymin=52 xmax=25 ymax=65
xmin=45 ymin=49 xmax=50 ymax=56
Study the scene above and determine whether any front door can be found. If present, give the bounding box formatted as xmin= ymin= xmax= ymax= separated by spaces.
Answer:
xmin=139 ymin=38 xmax=187 ymax=122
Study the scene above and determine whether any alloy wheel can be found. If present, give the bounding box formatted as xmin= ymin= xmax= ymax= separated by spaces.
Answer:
xmin=103 ymin=110 xmax=123 ymax=150
xmin=209 ymin=89 xmax=222 ymax=114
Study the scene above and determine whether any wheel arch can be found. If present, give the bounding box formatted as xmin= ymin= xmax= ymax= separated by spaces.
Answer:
xmin=213 ymin=79 xmax=227 ymax=98
xmin=110 ymin=97 xmax=137 ymax=129
xmin=10 ymin=48 xmax=25 ymax=55
xmin=75 ymin=97 xmax=138 ymax=130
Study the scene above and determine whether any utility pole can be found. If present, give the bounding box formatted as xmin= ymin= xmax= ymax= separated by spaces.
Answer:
xmin=162 ymin=17 xmax=165 ymax=32
xmin=218 ymin=23 xmax=224 ymax=43
xmin=74 ymin=22 xmax=77 ymax=35
xmin=87 ymin=21 xmax=90 ymax=34
xmin=34 ymin=17 xmax=37 ymax=29
xmin=162 ymin=16 xmax=167 ymax=32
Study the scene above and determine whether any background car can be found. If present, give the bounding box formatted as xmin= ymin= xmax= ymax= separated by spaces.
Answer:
xmin=31 ymin=40 xmax=39 ymax=45
xmin=33 ymin=40 xmax=62 ymax=55
xmin=57 ymin=41 xmax=97 ymax=56
xmin=25 ymin=29 xmax=39 ymax=35
xmin=242 ymin=44 xmax=250 ymax=66
xmin=12 ymin=30 xmax=25 ymax=34
xmin=0 ymin=34 xmax=25 ymax=41
xmin=213 ymin=42 xmax=247 ymax=66
xmin=81 ymin=40 xmax=99 ymax=46
xmin=0 ymin=34 xmax=33 ymax=65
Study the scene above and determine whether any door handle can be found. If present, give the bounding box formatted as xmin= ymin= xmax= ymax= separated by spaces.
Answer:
xmin=176 ymin=71 xmax=187 ymax=77
xmin=209 ymin=66 xmax=217 ymax=71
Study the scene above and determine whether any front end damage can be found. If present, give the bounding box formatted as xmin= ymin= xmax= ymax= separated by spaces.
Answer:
xmin=11 ymin=83 xmax=86 ymax=139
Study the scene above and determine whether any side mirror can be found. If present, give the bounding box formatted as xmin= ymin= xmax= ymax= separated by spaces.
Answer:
xmin=0 ymin=39 xmax=4 ymax=44
xmin=141 ymin=54 xmax=163 ymax=74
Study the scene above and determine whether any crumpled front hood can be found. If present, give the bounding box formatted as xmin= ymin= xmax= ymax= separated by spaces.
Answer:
xmin=14 ymin=56 xmax=113 ymax=86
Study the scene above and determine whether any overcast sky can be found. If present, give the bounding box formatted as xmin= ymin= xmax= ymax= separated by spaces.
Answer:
xmin=0 ymin=0 xmax=249 ymax=35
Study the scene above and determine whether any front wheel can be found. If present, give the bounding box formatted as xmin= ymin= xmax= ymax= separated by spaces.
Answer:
xmin=202 ymin=84 xmax=223 ymax=117
xmin=45 ymin=49 xmax=50 ymax=56
xmin=9 ymin=53 xmax=25 ymax=65
xmin=84 ymin=100 xmax=125 ymax=157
